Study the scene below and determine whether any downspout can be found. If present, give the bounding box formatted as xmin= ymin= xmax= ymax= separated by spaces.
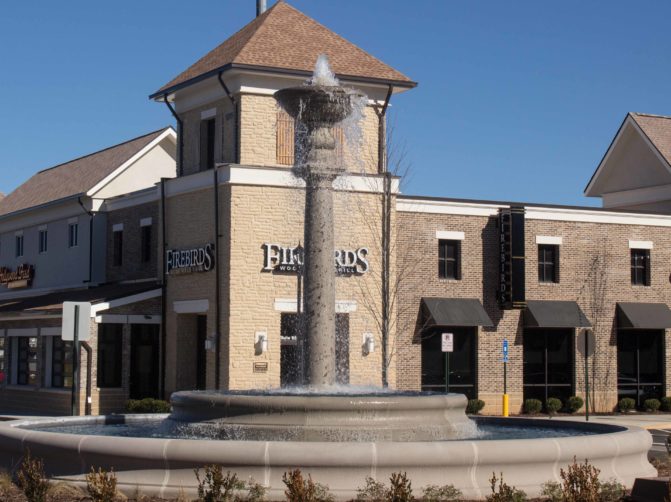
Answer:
xmin=374 ymin=85 xmax=393 ymax=387
xmin=213 ymin=169 xmax=222 ymax=390
xmin=77 ymin=197 xmax=94 ymax=284
xmin=163 ymin=96 xmax=184 ymax=176
xmin=217 ymin=72 xmax=239 ymax=164
xmin=160 ymin=179 xmax=168 ymax=399
xmin=82 ymin=342 xmax=93 ymax=415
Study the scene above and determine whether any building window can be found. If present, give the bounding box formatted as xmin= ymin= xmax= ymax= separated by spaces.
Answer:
xmin=276 ymin=109 xmax=343 ymax=166
xmin=112 ymin=230 xmax=123 ymax=267
xmin=538 ymin=245 xmax=559 ymax=283
xmin=68 ymin=222 xmax=78 ymax=248
xmin=523 ymin=328 xmax=573 ymax=405
xmin=200 ymin=118 xmax=216 ymax=170
xmin=50 ymin=337 xmax=73 ymax=388
xmin=97 ymin=324 xmax=123 ymax=388
xmin=631 ymin=249 xmax=650 ymax=286
xmin=38 ymin=229 xmax=48 ymax=254
xmin=15 ymin=234 xmax=23 ymax=257
xmin=438 ymin=240 xmax=461 ymax=280
xmin=617 ymin=330 xmax=663 ymax=407
xmin=0 ymin=336 xmax=5 ymax=385
xmin=140 ymin=225 xmax=152 ymax=263
xmin=421 ymin=327 xmax=477 ymax=399
xmin=16 ymin=337 xmax=38 ymax=386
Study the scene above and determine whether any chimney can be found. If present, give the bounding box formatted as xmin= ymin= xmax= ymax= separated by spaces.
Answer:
xmin=256 ymin=0 xmax=267 ymax=16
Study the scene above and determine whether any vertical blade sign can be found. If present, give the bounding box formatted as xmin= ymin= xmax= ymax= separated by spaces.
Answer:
xmin=498 ymin=206 xmax=526 ymax=309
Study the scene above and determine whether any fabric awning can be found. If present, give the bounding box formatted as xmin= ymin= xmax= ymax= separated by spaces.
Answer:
xmin=617 ymin=302 xmax=671 ymax=330
xmin=524 ymin=300 xmax=591 ymax=328
xmin=421 ymin=298 xmax=493 ymax=327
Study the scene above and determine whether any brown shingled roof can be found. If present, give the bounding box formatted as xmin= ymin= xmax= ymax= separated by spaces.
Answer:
xmin=630 ymin=112 xmax=671 ymax=167
xmin=153 ymin=1 xmax=414 ymax=97
xmin=0 ymin=128 xmax=169 ymax=217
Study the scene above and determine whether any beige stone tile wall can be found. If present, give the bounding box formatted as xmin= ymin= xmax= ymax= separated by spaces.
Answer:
xmin=396 ymin=208 xmax=671 ymax=414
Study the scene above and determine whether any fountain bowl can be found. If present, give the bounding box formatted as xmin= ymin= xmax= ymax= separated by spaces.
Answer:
xmin=274 ymin=86 xmax=361 ymax=126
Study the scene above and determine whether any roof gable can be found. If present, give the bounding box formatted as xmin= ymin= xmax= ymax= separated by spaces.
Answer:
xmin=153 ymin=1 xmax=413 ymax=97
xmin=585 ymin=113 xmax=671 ymax=197
xmin=0 ymin=128 xmax=173 ymax=217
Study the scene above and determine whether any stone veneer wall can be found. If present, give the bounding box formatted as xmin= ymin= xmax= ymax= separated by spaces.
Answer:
xmin=396 ymin=209 xmax=671 ymax=414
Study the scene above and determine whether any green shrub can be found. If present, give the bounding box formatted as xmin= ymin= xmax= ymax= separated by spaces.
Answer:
xmin=546 ymin=398 xmax=562 ymax=416
xmin=125 ymin=398 xmax=171 ymax=413
xmin=486 ymin=472 xmax=527 ymax=501
xmin=355 ymin=477 xmax=386 ymax=501
xmin=540 ymin=481 xmax=562 ymax=502
xmin=194 ymin=465 xmax=244 ymax=502
xmin=15 ymin=450 xmax=49 ymax=502
xmin=618 ymin=398 xmax=635 ymax=413
xmin=85 ymin=467 xmax=117 ymax=502
xmin=523 ymin=398 xmax=542 ymax=415
xmin=387 ymin=472 xmax=413 ymax=502
xmin=644 ymin=398 xmax=661 ymax=413
xmin=421 ymin=483 xmax=462 ymax=501
xmin=660 ymin=396 xmax=671 ymax=412
xmin=566 ymin=396 xmax=584 ymax=414
xmin=599 ymin=479 xmax=627 ymax=501
xmin=466 ymin=399 xmax=486 ymax=415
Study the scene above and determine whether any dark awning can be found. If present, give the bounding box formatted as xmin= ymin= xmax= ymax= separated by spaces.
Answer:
xmin=524 ymin=300 xmax=591 ymax=328
xmin=421 ymin=298 xmax=493 ymax=327
xmin=617 ymin=302 xmax=671 ymax=330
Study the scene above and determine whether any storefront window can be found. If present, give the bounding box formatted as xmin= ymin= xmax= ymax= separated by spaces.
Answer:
xmin=0 ymin=336 xmax=6 ymax=384
xmin=523 ymin=329 xmax=573 ymax=405
xmin=617 ymin=330 xmax=663 ymax=407
xmin=97 ymin=324 xmax=123 ymax=387
xmin=421 ymin=327 xmax=476 ymax=399
xmin=17 ymin=337 xmax=38 ymax=386
xmin=51 ymin=337 xmax=73 ymax=388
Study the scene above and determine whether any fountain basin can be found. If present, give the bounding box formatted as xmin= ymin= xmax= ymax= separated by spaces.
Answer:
xmin=169 ymin=391 xmax=474 ymax=441
xmin=0 ymin=415 xmax=655 ymax=500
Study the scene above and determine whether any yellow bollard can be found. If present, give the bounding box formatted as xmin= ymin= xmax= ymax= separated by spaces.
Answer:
xmin=502 ymin=394 xmax=509 ymax=417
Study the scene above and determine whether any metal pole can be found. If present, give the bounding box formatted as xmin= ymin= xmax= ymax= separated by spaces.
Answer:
xmin=585 ymin=329 xmax=590 ymax=422
xmin=70 ymin=305 xmax=80 ymax=416
xmin=502 ymin=361 xmax=509 ymax=417
xmin=445 ymin=352 xmax=450 ymax=394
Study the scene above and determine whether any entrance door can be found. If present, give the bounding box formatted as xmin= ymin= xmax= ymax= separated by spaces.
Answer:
xmin=617 ymin=330 xmax=664 ymax=407
xmin=130 ymin=324 xmax=159 ymax=399
xmin=523 ymin=328 xmax=573 ymax=405
xmin=196 ymin=315 xmax=207 ymax=390
xmin=421 ymin=327 xmax=476 ymax=398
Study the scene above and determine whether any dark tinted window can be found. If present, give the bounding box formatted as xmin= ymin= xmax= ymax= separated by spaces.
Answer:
xmin=200 ymin=118 xmax=216 ymax=170
xmin=538 ymin=245 xmax=559 ymax=283
xmin=113 ymin=230 xmax=123 ymax=267
xmin=631 ymin=249 xmax=650 ymax=286
xmin=141 ymin=225 xmax=152 ymax=263
xmin=438 ymin=240 xmax=461 ymax=280
xmin=97 ymin=324 xmax=123 ymax=387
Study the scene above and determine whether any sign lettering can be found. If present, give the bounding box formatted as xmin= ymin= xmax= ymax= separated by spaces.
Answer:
xmin=498 ymin=206 xmax=526 ymax=309
xmin=166 ymin=244 xmax=215 ymax=275
xmin=262 ymin=243 xmax=369 ymax=275
xmin=441 ymin=333 xmax=454 ymax=353
xmin=0 ymin=264 xmax=34 ymax=289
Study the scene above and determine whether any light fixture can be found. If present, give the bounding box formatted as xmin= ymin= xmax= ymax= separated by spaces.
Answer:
xmin=255 ymin=331 xmax=268 ymax=355
xmin=363 ymin=333 xmax=374 ymax=355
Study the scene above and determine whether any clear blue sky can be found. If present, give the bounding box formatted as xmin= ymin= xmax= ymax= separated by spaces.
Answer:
xmin=2 ymin=1 xmax=670 ymax=207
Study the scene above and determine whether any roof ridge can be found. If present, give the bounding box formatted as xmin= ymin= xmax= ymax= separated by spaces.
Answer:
xmin=631 ymin=112 xmax=671 ymax=120
xmin=37 ymin=126 xmax=171 ymax=175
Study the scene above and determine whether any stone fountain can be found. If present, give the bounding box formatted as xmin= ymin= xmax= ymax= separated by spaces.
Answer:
xmin=0 ymin=57 xmax=656 ymax=500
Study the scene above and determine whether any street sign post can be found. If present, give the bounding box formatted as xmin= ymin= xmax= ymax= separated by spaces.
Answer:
xmin=502 ymin=339 xmax=509 ymax=417
xmin=62 ymin=302 xmax=91 ymax=416
xmin=442 ymin=333 xmax=454 ymax=393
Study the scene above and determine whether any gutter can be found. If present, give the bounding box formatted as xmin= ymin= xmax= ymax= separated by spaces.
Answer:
xmin=159 ymin=178 xmax=168 ymax=399
xmin=217 ymin=72 xmax=240 ymax=164
xmin=77 ymin=197 xmax=94 ymax=284
xmin=213 ymin=169 xmax=221 ymax=389
xmin=163 ymin=97 xmax=184 ymax=177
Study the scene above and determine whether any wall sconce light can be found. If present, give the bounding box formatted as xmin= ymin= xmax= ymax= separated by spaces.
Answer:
xmin=204 ymin=338 xmax=214 ymax=351
xmin=363 ymin=333 xmax=375 ymax=355
xmin=255 ymin=331 xmax=268 ymax=355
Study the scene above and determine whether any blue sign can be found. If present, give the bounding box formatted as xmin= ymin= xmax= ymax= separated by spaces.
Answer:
xmin=503 ymin=339 xmax=509 ymax=362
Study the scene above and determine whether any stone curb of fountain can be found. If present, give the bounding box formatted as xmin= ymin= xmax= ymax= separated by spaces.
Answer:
xmin=519 ymin=413 xmax=671 ymax=430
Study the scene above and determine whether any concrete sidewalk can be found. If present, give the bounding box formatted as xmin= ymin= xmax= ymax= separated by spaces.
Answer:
xmin=523 ymin=413 xmax=671 ymax=430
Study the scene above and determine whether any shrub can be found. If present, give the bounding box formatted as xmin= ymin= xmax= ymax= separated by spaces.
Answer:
xmin=15 ymin=449 xmax=49 ymax=502
xmin=355 ymin=477 xmax=386 ymax=501
xmin=421 ymin=483 xmax=462 ymax=501
xmin=466 ymin=399 xmax=486 ymax=415
xmin=194 ymin=465 xmax=244 ymax=502
xmin=618 ymin=398 xmax=635 ymax=413
xmin=559 ymin=457 xmax=601 ymax=502
xmin=125 ymin=398 xmax=171 ymax=413
xmin=599 ymin=479 xmax=627 ymax=501
xmin=540 ymin=481 xmax=562 ymax=502
xmin=282 ymin=469 xmax=333 ymax=502
xmin=546 ymin=398 xmax=562 ymax=416
xmin=566 ymin=396 xmax=584 ymax=414
xmin=242 ymin=478 xmax=267 ymax=502
xmin=660 ymin=396 xmax=671 ymax=412
xmin=86 ymin=467 xmax=118 ymax=502
xmin=486 ymin=472 xmax=527 ymax=501
xmin=644 ymin=398 xmax=661 ymax=413
xmin=523 ymin=399 xmax=542 ymax=415
xmin=388 ymin=472 xmax=413 ymax=502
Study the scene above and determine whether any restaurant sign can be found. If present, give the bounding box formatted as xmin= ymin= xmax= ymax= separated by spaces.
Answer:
xmin=0 ymin=264 xmax=34 ymax=289
xmin=262 ymin=243 xmax=369 ymax=275
xmin=166 ymin=244 xmax=215 ymax=275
